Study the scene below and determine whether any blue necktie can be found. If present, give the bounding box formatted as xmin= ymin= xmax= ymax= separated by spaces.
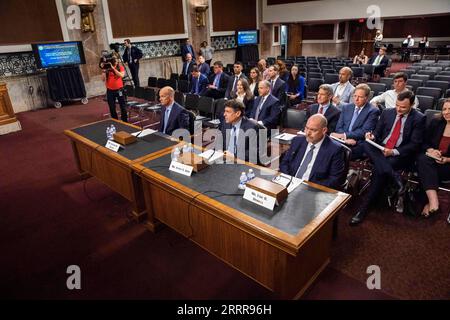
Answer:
xmin=184 ymin=62 xmax=189 ymax=75
xmin=254 ymin=97 xmax=265 ymax=121
xmin=295 ymin=145 xmax=315 ymax=179
xmin=348 ymin=107 xmax=361 ymax=132
xmin=232 ymin=76 xmax=238 ymax=93
xmin=214 ymin=74 xmax=220 ymax=87
xmin=228 ymin=126 xmax=237 ymax=156
xmin=163 ymin=108 xmax=170 ymax=133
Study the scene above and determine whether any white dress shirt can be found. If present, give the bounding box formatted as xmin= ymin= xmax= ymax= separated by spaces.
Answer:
xmin=296 ymin=136 xmax=325 ymax=181
xmin=370 ymin=89 xmax=419 ymax=109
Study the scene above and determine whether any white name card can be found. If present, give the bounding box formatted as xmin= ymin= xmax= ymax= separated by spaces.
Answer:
xmin=169 ymin=160 xmax=193 ymax=176
xmin=243 ymin=187 xmax=276 ymax=211
xmin=105 ymin=140 xmax=121 ymax=152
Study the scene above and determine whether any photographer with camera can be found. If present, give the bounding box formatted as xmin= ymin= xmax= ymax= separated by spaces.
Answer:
xmin=123 ymin=39 xmax=143 ymax=87
xmin=101 ymin=57 xmax=128 ymax=122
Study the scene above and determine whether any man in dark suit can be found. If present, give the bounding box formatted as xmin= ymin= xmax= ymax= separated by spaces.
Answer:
xmin=306 ymin=84 xmax=341 ymax=133
xmin=189 ymin=66 xmax=208 ymax=95
xmin=331 ymin=83 xmax=380 ymax=160
xmin=218 ymin=99 xmax=259 ymax=163
xmin=368 ymin=46 xmax=389 ymax=79
xmin=280 ymin=114 xmax=346 ymax=189
xmin=181 ymin=53 xmax=195 ymax=77
xmin=122 ymin=39 xmax=143 ymax=87
xmin=158 ymin=86 xmax=190 ymax=136
xmin=180 ymin=39 xmax=196 ymax=62
xmin=248 ymin=80 xmax=281 ymax=132
xmin=225 ymin=61 xmax=248 ymax=99
xmin=267 ymin=64 xmax=286 ymax=101
xmin=350 ymin=91 xmax=425 ymax=225
xmin=202 ymin=61 xmax=229 ymax=99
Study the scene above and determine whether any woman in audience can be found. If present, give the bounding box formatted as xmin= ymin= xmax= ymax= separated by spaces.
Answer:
xmin=248 ymin=67 xmax=261 ymax=97
xmin=276 ymin=59 xmax=290 ymax=81
xmin=353 ymin=48 xmax=368 ymax=65
xmin=200 ymin=41 xmax=214 ymax=66
xmin=285 ymin=65 xmax=305 ymax=107
xmin=416 ymin=99 xmax=450 ymax=217
xmin=231 ymin=78 xmax=254 ymax=117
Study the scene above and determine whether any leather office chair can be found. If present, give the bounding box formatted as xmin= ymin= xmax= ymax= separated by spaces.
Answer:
xmin=282 ymin=108 xmax=306 ymax=130
xmin=416 ymin=95 xmax=435 ymax=113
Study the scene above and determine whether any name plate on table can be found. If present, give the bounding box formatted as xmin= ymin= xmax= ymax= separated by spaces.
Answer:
xmin=243 ymin=187 xmax=277 ymax=211
xmin=105 ymin=140 xmax=121 ymax=152
xmin=169 ymin=160 xmax=194 ymax=176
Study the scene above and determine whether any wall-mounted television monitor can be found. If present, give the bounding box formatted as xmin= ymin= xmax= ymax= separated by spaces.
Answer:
xmin=31 ymin=41 xmax=86 ymax=69
xmin=236 ymin=30 xmax=259 ymax=46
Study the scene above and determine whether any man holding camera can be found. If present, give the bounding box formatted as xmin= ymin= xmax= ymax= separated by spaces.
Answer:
xmin=102 ymin=57 xmax=128 ymax=122
xmin=122 ymin=39 xmax=143 ymax=87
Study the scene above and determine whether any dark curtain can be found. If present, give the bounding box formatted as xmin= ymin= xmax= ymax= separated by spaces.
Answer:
xmin=46 ymin=66 xmax=86 ymax=101
xmin=236 ymin=45 xmax=259 ymax=64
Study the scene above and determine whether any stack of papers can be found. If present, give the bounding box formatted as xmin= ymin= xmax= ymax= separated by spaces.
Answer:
xmin=330 ymin=135 xmax=346 ymax=143
xmin=199 ymin=149 xmax=224 ymax=163
xmin=274 ymin=133 xmax=297 ymax=141
xmin=297 ymin=130 xmax=305 ymax=135
xmin=208 ymin=119 xmax=221 ymax=125
xmin=425 ymin=151 xmax=443 ymax=161
xmin=365 ymin=138 xmax=384 ymax=151
xmin=271 ymin=173 xmax=302 ymax=193
xmin=132 ymin=129 xmax=156 ymax=137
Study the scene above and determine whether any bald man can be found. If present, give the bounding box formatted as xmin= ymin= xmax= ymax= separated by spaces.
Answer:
xmin=280 ymin=114 xmax=346 ymax=189
xmin=331 ymin=67 xmax=355 ymax=107
xmin=158 ymin=86 xmax=190 ymax=135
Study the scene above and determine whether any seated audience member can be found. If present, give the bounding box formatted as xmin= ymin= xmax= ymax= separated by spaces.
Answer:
xmin=248 ymin=80 xmax=281 ymax=132
xmin=258 ymin=59 xmax=270 ymax=81
xmin=202 ymin=61 xmax=229 ymax=99
xmin=285 ymin=65 xmax=306 ymax=107
xmin=353 ymin=49 xmax=368 ymax=65
xmin=197 ymin=55 xmax=210 ymax=76
xmin=276 ymin=59 xmax=290 ymax=82
xmin=181 ymin=39 xmax=196 ymax=62
xmin=370 ymin=72 xmax=419 ymax=109
xmin=280 ymin=114 xmax=346 ymax=189
xmin=267 ymin=64 xmax=286 ymax=101
xmin=199 ymin=41 xmax=214 ymax=65
xmin=181 ymin=53 xmax=195 ymax=77
xmin=416 ymin=99 xmax=450 ymax=217
xmin=332 ymin=84 xmax=380 ymax=159
xmin=219 ymin=99 xmax=259 ymax=163
xmin=230 ymin=78 xmax=254 ymax=118
xmin=368 ymin=47 xmax=389 ymax=79
xmin=225 ymin=61 xmax=247 ymax=99
xmin=331 ymin=67 xmax=355 ymax=108
xmin=374 ymin=29 xmax=383 ymax=50
xmin=158 ymin=86 xmax=190 ymax=135
xmin=248 ymin=67 xmax=261 ymax=97
xmin=351 ymin=91 xmax=425 ymax=225
xmin=306 ymin=84 xmax=341 ymax=133
xmin=189 ymin=66 xmax=208 ymax=95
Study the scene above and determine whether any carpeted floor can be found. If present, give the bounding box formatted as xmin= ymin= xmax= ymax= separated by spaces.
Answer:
xmin=0 ymin=95 xmax=449 ymax=300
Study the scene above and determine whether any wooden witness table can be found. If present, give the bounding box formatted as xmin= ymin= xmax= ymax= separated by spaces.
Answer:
xmin=132 ymin=149 xmax=351 ymax=299
xmin=64 ymin=119 xmax=180 ymax=221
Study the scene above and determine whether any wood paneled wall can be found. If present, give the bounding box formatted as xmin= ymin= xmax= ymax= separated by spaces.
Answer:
xmin=107 ymin=0 xmax=185 ymax=38
xmin=0 ymin=0 xmax=63 ymax=45
xmin=383 ymin=15 xmax=450 ymax=38
xmin=212 ymin=0 xmax=256 ymax=32
xmin=302 ymin=24 xmax=334 ymax=40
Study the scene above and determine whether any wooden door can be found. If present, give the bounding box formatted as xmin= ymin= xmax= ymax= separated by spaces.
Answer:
xmin=348 ymin=20 xmax=377 ymax=59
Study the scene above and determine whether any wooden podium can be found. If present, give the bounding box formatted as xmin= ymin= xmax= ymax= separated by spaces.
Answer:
xmin=0 ymin=82 xmax=21 ymax=135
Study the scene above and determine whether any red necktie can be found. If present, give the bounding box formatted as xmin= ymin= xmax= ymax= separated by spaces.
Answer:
xmin=385 ymin=115 xmax=404 ymax=149
xmin=318 ymin=106 xmax=324 ymax=114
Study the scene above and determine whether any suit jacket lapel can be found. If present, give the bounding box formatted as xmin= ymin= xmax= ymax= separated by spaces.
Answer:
xmin=310 ymin=137 xmax=328 ymax=177
xmin=293 ymin=139 xmax=308 ymax=175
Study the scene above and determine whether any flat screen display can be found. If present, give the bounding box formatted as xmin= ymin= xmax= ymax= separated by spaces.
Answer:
xmin=236 ymin=30 xmax=259 ymax=46
xmin=32 ymin=41 xmax=86 ymax=69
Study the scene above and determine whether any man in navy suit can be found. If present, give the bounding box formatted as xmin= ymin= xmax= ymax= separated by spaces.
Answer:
xmin=280 ymin=114 xmax=346 ymax=189
xmin=197 ymin=55 xmax=210 ymax=76
xmin=158 ymin=86 xmax=190 ymax=136
xmin=368 ymin=46 xmax=389 ymax=79
xmin=218 ymin=99 xmax=259 ymax=163
xmin=225 ymin=61 xmax=248 ymax=99
xmin=202 ymin=61 xmax=229 ymax=99
xmin=181 ymin=53 xmax=195 ymax=77
xmin=306 ymin=84 xmax=341 ymax=133
xmin=331 ymin=83 xmax=380 ymax=159
xmin=122 ymin=39 xmax=143 ymax=87
xmin=350 ymin=91 xmax=425 ymax=225
xmin=249 ymin=80 xmax=281 ymax=132
xmin=189 ymin=66 xmax=208 ymax=95
xmin=181 ymin=39 xmax=196 ymax=62
xmin=267 ymin=65 xmax=286 ymax=101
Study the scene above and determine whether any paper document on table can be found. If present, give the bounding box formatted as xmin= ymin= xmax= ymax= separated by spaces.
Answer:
xmin=274 ymin=133 xmax=297 ymax=141
xmin=272 ymin=173 xmax=302 ymax=193
xmin=425 ymin=152 xmax=443 ymax=161
xmin=199 ymin=149 xmax=224 ymax=162
xmin=132 ymin=129 xmax=156 ymax=137
xmin=365 ymin=138 xmax=385 ymax=151
xmin=297 ymin=130 xmax=305 ymax=135
xmin=208 ymin=119 xmax=221 ymax=125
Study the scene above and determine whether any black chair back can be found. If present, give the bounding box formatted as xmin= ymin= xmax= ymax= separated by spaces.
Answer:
xmin=185 ymin=94 xmax=200 ymax=110
xmin=282 ymin=109 xmax=306 ymax=130
xmin=197 ymin=96 xmax=214 ymax=117
xmin=416 ymin=95 xmax=435 ymax=113
xmin=174 ymin=91 xmax=185 ymax=106
xmin=148 ymin=77 xmax=157 ymax=87
xmin=143 ymin=87 xmax=156 ymax=102
xmin=177 ymin=79 xmax=189 ymax=93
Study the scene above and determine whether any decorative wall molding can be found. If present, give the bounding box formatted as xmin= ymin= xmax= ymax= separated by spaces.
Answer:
xmin=0 ymin=52 xmax=37 ymax=77
xmin=119 ymin=40 xmax=182 ymax=59
xmin=211 ymin=35 xmax=236 ymax=51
